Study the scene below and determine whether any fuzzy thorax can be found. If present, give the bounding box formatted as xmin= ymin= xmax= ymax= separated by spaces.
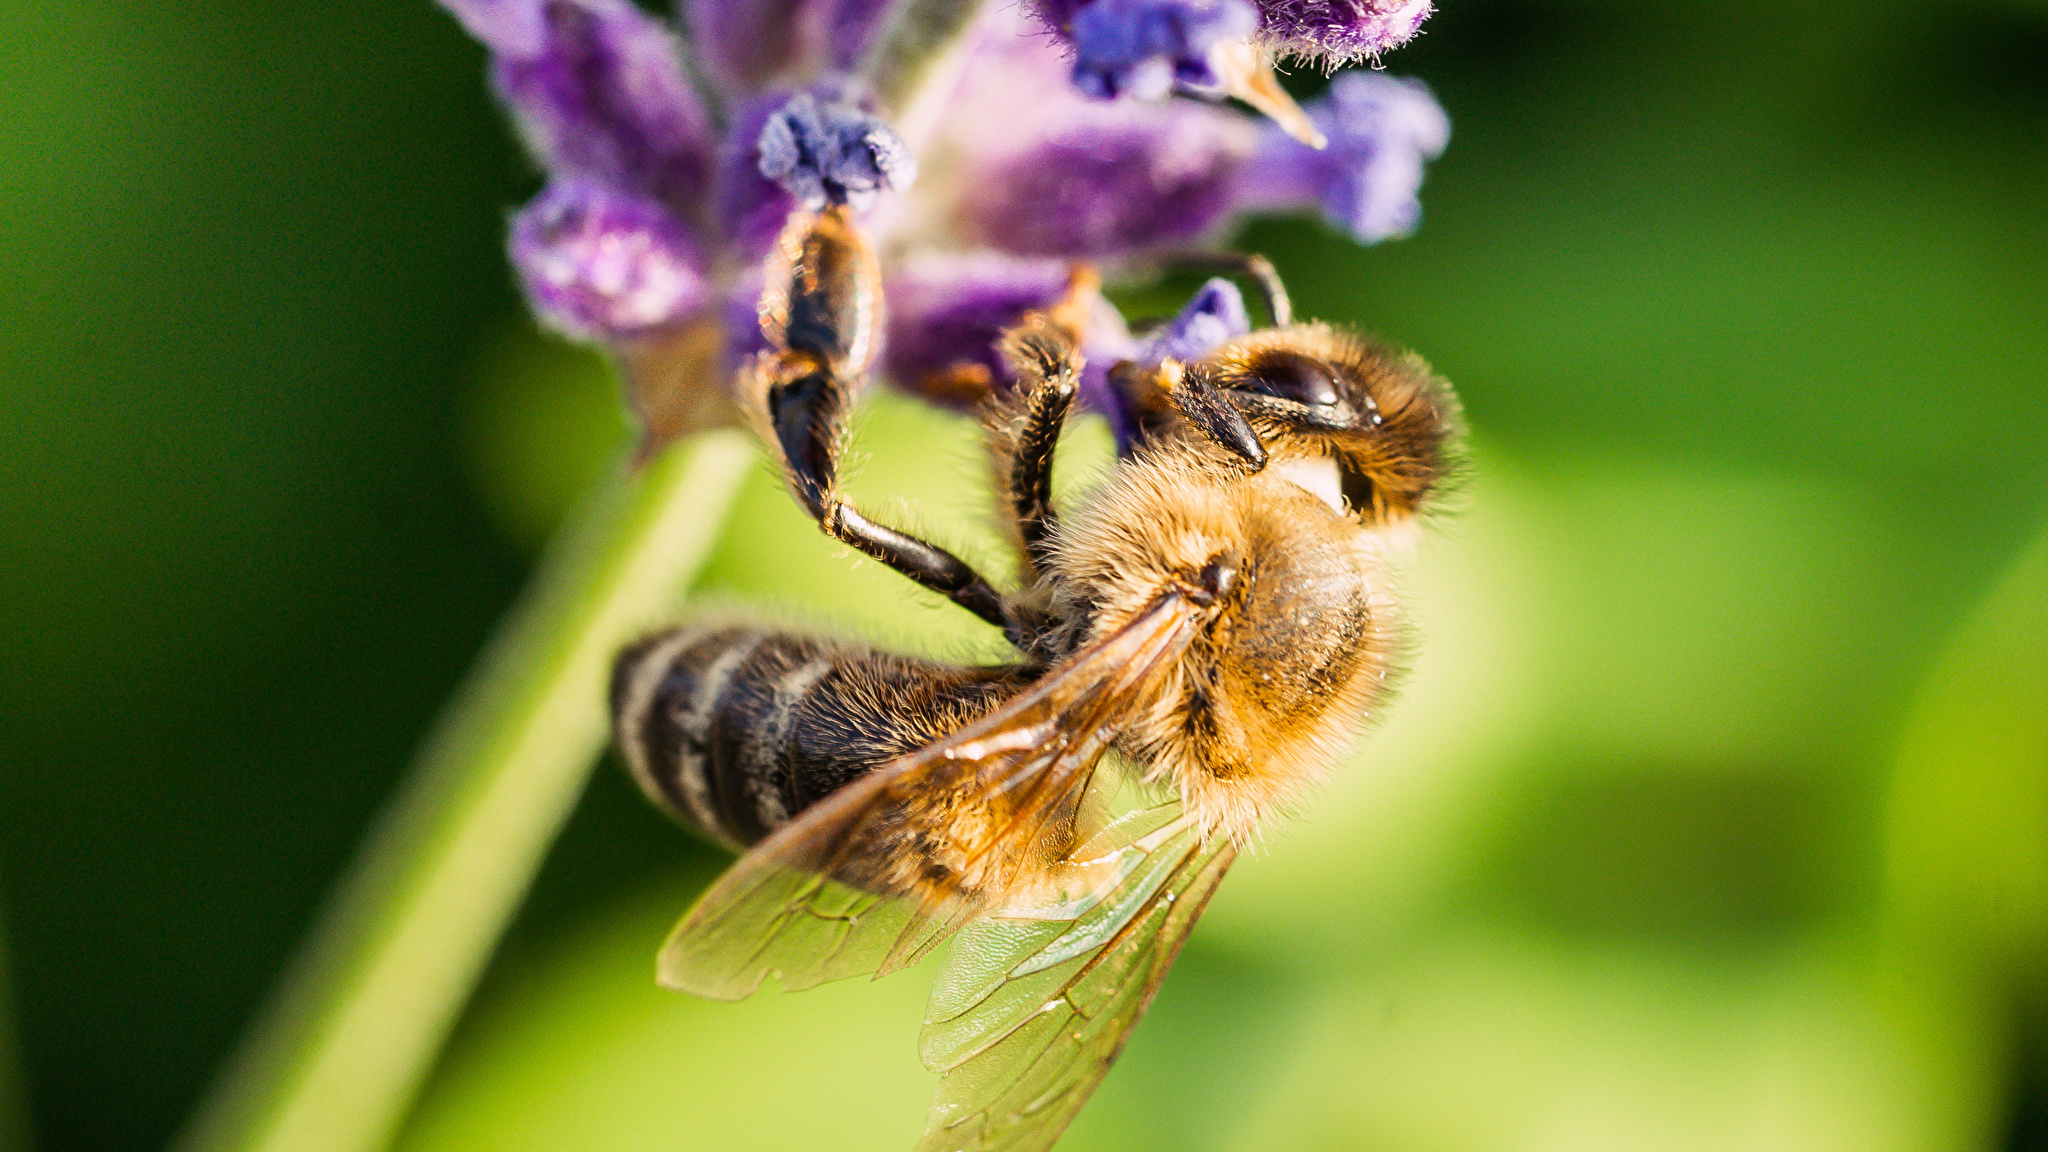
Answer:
xmin=1049 ymin=441 xmax=1403 ymax=842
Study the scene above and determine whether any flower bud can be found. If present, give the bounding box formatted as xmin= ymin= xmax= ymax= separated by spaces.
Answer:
xmin=438 ymin=0 xmax=715 ymax=209
xmin=757 ymin=89 xmax=917 ymax=211
xmin=1256 ymin=0 xmax=1435 ymax=63
xmin=1068 ymin=0 xmax=1260 ymax=100
xmin=509 ymin=179 xmax=710 ymax=342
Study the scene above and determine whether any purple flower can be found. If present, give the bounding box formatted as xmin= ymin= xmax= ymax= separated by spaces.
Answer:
xmin=510 ymin=178 xmax=710 ymax=341
xmin=682 ymin=0 xmax=894 ymax=98
xmin=437 ymin=0 xmax=1451 ymax=445
xmin=1256 ymin=0 xmax=1435 ymax=63
xmin=884 ymin=254 xmax=1135 ymax=408
xmin=1068 ymin=0 xmax=1260 ymax=100
xmin=1136 ymin=277 xmax=1253 ymax=364
xmin=1236 ymin=71 xmax=1450 ymax=243
xmin=757 ymin=88 xmax=917 ymax=211
xmin=442 ymin=0 xmax=715 ymax=211
xmin=1034 ymin=0 xmax=1433 ymax=110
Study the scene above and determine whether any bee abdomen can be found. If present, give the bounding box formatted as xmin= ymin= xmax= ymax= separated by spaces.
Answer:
xmin=611 ymin=625 xmax=1027 ymax=849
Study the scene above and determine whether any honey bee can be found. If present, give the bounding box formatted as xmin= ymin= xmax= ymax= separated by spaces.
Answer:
xmin=611 ymin=206 xmax=1460 ymax=1152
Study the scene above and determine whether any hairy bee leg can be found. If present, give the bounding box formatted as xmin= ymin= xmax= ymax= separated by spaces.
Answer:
xmin=762 ymin=206 xmax=879 ymax=369
xmin=766 ymin=364 xmax=1011 ymax=630
xmin=1174 ymin=252 xmax=1293 ymax=328
xmin=998 ymin=266 xmax=1102 ymax=578
xmin=754 ymin=206 xmax=1011 ymax=630
xmin=996 ymin=325 xmax=1083 ymax=578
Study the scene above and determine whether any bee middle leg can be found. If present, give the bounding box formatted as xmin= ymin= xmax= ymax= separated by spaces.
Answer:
xmin=995 ymin=320 xmax=1077 ymax=578
xmin=993 ymin=267 xmax=1106 ymax=579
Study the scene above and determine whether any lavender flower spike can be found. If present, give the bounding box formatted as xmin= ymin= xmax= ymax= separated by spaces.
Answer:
xmin=1241 ymin=71 xmax=1449 ymax=243
xmin=438 ymin=0 xmax=715 ymax=211
xmin=1069 ymin=0 xmax=1260 ymax=100
xmin=510 ymin=178 xmax=710 ymax=342
xmin=758 ymin=90 xmax=917 ymax=211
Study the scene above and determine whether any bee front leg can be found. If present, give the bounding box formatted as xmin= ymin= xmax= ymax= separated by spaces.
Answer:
xmin=992 ymin=266 xmax=1106 ymax=579
xmin=753 ymin=206 xmax=1011 ymax=631
xmin=1161 ymin=361 xmax=1269 ymax=472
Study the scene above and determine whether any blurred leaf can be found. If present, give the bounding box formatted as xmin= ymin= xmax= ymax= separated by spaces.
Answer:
xmin=1884 ymin=515 xmax=2048 ymax=967
xmin=1212 ymin=446 xmax=1923 ymax=965
xmin=1489 ymin=766 xmax=1849 ymax=947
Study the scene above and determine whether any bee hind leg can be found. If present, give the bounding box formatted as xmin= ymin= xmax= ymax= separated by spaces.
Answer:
xmin=763 ymin=358 xmax=1012 ymax=632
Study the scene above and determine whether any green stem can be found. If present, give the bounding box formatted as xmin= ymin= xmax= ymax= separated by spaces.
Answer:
xmin=177 ymin=430 xmax=756 ymax=1152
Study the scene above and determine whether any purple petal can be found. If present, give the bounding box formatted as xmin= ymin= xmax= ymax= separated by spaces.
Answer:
xmin=509 ymin=178 xmax=710 ymax=342
xmin=1237 ymin=71 xmax=1448 ymax=243
xmin=757 ymin=88 xmax=916 ymax=211
xmin=963 ymin=105 xmax=1256 ymax=257
xmin=824 ymin=0 xmax=897 ymax=70
xmin=882 ymin=253 xmax=1135 ymax=412
xmin=682 ymin=0 xmax=898 ymax=97
xmin=438 ymin=0 xmax=554 ymax=55
xmin=1134 ymin=277 xmax=1251 ymax=363
xmin=929 ymin=11 xmax=1260 ymax=259
xmin=1255 ymin=0 xmax=1434 ymax=63
xmin=439 ymin=0 xmax=716 ymax=212
xmin=1068 ymin=0 xmax=1260 ymax=100
xmin=710 ymin=93 xmax=802 ymax=263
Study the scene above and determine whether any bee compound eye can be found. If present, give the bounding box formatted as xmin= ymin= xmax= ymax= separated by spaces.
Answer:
xmin=1243 ymin=351 xmax=1341 ymax=409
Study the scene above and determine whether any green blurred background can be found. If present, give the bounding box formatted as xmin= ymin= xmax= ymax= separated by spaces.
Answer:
xmin=2 ymin=0 xmax=2045 ymax=1150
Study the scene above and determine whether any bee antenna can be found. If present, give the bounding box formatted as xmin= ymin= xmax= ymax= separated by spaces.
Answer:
xmin=1172 ymin=252 xmax=1293 ymax=328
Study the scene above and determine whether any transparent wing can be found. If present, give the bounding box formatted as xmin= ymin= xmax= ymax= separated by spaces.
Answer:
xmin=914 ymin=808 xmax=1238 ymax=1152
xmin=657 ymin=594 xmax=1203 ymax=1000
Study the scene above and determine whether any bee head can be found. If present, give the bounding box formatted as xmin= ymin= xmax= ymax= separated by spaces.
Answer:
xmin=1193 ymin=324 xmax=1461 ymax=527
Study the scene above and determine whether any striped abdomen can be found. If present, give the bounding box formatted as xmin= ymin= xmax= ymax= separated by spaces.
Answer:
xmin=611 ymin=625 xmax=1033 ymax=849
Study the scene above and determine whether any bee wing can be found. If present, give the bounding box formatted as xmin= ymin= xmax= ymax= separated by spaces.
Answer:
xmin=657 ymin=593 xmax=1204 ymax=1001
xmin=915 ymin=809 xmax=1237 ymax=1152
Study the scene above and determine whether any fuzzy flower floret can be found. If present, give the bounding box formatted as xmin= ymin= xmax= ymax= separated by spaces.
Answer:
xmin=1069 ymin=0 xmax=1260 ymax=100
xmin=758 ymin=90 xmax=918 ymax=211
xmin=1257 ymin=0 xmax=1435 ymax=63
xmin=509 ymin=178 xmax=709 ymax=341
xmin=1039 ymin=0 xmax=1433 ymax=82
